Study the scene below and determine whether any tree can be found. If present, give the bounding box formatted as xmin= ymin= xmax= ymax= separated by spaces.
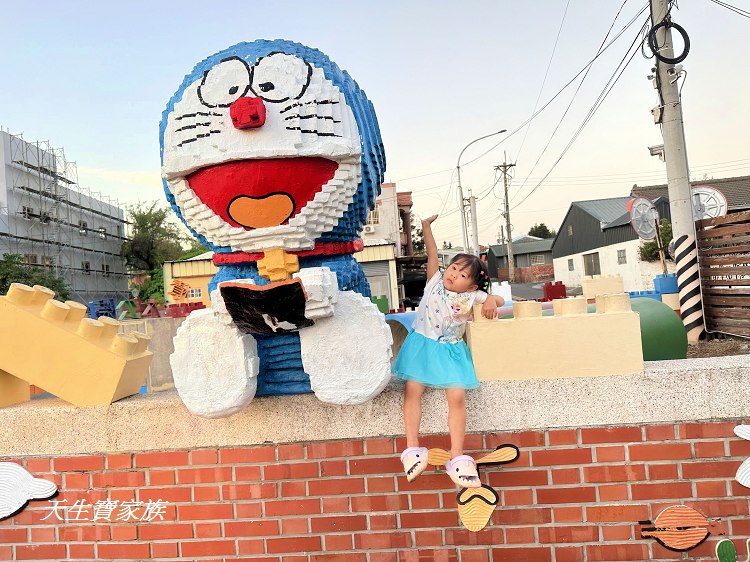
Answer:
xmin=121 ymin=202 xmax=188 ymax=304
xmin=411 ymin=213 xmax=425 ymax=255
xmin=121 ymin=202 xmax=186 ymax=271
xmin=442 ymin=241 xmax=453 ymax=249
xmin=179 ymin=240 xmax=211 ymax=261
xmin=0 ymin=254 xmax=70 ymax=300
xmin=528 ymin=223 xmax=557 ymax=239
xmin=639 ymin=219 xmax=673 ymax=262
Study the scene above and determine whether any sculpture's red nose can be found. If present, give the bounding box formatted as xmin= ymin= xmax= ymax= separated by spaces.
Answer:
xmin=230 ymin=97 xmax=266 ymax=129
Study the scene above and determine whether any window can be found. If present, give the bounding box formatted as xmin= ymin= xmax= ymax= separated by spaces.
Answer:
xmin=567 ymin=225 xmax=573 ymax=236
xmin=79 ymin=220 xmax=88 ymax=235
xmin=583 ymin=252 xmax=601 ymax=276
xmin=568 ymin=258 xmax=574 ymax=271
xmin=82 ymin=261 xmax=91 ymax=275
xmin=24 ymin=254 xmax=38 ymax=265
xmin=98 ymin=227 xmax=107 ymax=239
xmin=189 ymin=287 xmax=203 ymax=299
xmin=21 ymin=206 xmax=33 ymax=219
xmin=101 ymin=264 xmax=111 ymax=277
xmin=40 ymin=211 xmax=51 ymax=224
xmin=42 ymin=256 xmax=54 ymax=269
xmin=367 ymin=209 xmax=380 ymax=225
xmin=530 ymin=254 xmax=545 ymax=266
xmin=617 ymin=249 xmax=627 ymax=265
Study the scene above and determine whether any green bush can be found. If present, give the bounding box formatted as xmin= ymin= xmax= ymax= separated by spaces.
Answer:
xmin=0 ymin=254 xmax=71 ymax=300
xmin=639 ymin=219 xmax=673 ymax=262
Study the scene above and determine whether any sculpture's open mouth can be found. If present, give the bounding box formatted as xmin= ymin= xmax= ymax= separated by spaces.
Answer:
xmin=186 ymin=158 xmax=339 ymax=230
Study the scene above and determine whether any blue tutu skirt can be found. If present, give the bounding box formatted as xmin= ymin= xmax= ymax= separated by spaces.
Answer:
xmin=393 ymin=330 xmax=480 ymax=390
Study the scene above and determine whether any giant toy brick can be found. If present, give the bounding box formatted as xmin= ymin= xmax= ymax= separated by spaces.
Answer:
xmin=466 ymin=294 xmax=643 ymax=380
xmin=582 ymin=274 xmax=624 ymax=299
xmin=0 ymin=370 xmax=30 ymax=408
xmin=0 ymin=283 xmax=153 ymax=407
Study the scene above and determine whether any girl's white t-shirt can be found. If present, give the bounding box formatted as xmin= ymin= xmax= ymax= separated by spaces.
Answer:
xmin=412 ymin=270 xmax=488 ymax=344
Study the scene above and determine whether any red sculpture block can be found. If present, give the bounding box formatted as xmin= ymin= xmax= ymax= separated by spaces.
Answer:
xmin=230 ymin=97 xmax=266 ymax=129
xmin=543 ymin=281 xmax=567 ymax=301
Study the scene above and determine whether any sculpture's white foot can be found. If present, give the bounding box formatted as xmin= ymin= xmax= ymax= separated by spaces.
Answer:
xmin=299 ymin=291 xmax=393 ymax=404
xmin=294 ymin=267 xmax=338 ymax=319
xmin=170 ymin=308 xmax=259 ymax=418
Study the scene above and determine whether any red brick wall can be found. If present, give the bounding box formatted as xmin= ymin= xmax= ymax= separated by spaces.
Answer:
xmin=1 ymin=420 xmax=749 ymax=561
xmin=498 ymin=264 xmax=555 ymax=283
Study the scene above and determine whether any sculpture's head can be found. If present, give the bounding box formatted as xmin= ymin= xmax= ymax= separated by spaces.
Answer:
xmin=160 ymin=40 xmax=385 ymax=254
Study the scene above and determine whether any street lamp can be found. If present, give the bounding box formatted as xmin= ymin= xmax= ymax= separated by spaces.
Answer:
xmin=456 ymin=129 xmax=507 ymax=255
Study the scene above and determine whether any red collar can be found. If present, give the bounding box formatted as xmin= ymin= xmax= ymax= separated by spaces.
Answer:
xmin=213 ymin=240 xmax=364 ymax=265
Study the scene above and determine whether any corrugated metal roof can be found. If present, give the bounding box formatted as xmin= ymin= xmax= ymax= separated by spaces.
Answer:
xmin=186 ymin=251 xmax=214 ymax=261
xmin=631 ymin=175 xmax=750 ymax=210
xmin=602 ymin=196 xmax=668 ymax=230
xmin=574 ymin=197 xmax=632 ymax=224
xmin=490 ymin=239 xmax=553 ymax=257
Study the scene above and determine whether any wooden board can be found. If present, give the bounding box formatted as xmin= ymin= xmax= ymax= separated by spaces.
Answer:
xmin=698 ymin=210 xmax=750 ymax=228
xmin=702 ymin=278 xmax=750 ymax=287
xmin=704 ymin=306 xmax=750 ymax=319
xmin=701 ymin=266 xmax=750 ymax=277
xmin=700 ymin=256 xmax=750 ymax=267
xmin=699 ymin=244 xmax=750 ymax=256
xmin=702 ymin=295 xmax=750 ymax=307
xmin=698 ymin=234 xmax=750 ymax=248
xmin=698 ymin=222 xmax=750 ymax=240
xmin=703 ymin=287 xmax=750 ymax=296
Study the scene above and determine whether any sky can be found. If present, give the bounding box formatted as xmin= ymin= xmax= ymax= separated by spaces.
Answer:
xmin=1 ymin=0 xmax=748 ymax=248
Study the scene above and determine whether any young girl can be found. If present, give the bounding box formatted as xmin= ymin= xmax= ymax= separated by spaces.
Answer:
xmin=393 ymin=214 xmax=503 ymax=488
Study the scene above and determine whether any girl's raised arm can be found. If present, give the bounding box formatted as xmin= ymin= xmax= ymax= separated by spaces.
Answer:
xmin=421 ymin=215 xmax=439 ymax=279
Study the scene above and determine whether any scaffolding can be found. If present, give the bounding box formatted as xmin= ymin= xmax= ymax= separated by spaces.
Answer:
xmin=0 ymin=131 xmax=129 ymax=304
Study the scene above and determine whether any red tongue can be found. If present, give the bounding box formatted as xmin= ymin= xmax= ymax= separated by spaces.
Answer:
xmin=186 ymin=158 xmax=339 ymax=229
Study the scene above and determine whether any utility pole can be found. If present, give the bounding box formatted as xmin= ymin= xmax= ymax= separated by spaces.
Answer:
xmin=469 ymin=195 xmax=480 ymax=256
xmin=495 ymin=155 xmax=516 ymax=283
xmin=648 ymin=0 xmax=704 ymax=343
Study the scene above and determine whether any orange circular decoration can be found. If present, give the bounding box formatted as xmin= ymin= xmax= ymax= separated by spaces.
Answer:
xmin=641 ymin=505 xmax=711 ymax=552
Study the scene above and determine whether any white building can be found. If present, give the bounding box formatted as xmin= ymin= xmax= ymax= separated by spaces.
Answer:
xmin=357 ymin=183 xmax=413 ymax=312
xmin=0 ymin=131 xmax=128 ymax=303
xmin=551 ymin=196 xmax=672 ymax=292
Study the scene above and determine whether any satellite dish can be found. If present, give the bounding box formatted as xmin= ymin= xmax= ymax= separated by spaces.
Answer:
xmin=692 ymin=186 xmax=728 ymax=220
xmin=629 ymin=197 xmax=659 ymax=240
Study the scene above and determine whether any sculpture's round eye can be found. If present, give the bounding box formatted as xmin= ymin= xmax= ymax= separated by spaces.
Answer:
xmin=250 ymin=53 xmax=312 ymax=103
xmin=197 ymin=57 xmax=251 ymax=108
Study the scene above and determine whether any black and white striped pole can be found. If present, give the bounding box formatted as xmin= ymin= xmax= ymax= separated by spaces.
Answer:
xmin=648 ymin=0 xmax=704 ymax=343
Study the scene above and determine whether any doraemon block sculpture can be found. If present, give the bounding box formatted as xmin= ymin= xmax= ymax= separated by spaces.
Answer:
xmin=160 ymin=40 xmax=393 ymax=418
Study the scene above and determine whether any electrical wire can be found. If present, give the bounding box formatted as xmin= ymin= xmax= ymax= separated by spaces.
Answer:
xmin=511 ymin=16 xmax=650 ymax=211
xmin=707 ymin=0 xmax=750 ymax=18
xmin=510 ymin=0 xmax=632 ymax=204
xmin=460 ymin=2 xmax=650 ymax=170
xmin=513 ymin=0 xmax=572 ymax=165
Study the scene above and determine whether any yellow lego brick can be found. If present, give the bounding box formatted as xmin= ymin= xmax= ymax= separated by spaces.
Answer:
xmin=582 ymin=274 xmax=624 ymax=300
xmin=258 ymin=248 xmax=300 ymax=281
xmin=467 ymin=294 xmax=643 ymax=380
xmin=0 ymin=369 xmax=30 ymax=407
xmin=661 ymin=292 xmax=681 ymax=313
xmin=0 ymin=283 xmax=153 ymax=407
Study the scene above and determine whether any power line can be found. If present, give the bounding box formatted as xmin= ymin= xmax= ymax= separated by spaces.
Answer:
xmin=460 ymin=2 xmax=650 ymax=170
xmin=511 ymin=16 xmax=651 ymax=211
xmin=514 ymin=0 xmax=572 ymax=165
xmin=707 ymin=0 xmax=750 ymax=18
xmin=511 ymin=0 xmax=632 ymax=203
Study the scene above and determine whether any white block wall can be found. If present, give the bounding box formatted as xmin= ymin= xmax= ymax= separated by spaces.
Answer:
xmin=553 ymin=239 xmax=674 ymax=292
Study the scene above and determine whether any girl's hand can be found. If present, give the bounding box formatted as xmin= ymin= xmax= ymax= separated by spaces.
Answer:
xmin=481 ymin=299 xmax=498 ymax=319
xmin=421 ymin=214 xmax=438 ymax=226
